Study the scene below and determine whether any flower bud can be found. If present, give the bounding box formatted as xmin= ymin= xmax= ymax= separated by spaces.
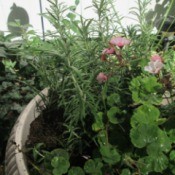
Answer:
xmin=96 ymin=72 xmax=108 ymax=83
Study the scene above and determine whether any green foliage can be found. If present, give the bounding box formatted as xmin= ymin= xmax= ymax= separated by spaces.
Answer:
xmin=92 ymin=112 xmax=104 ymax=132
xmin=32 ymin=143 xmax=45 ymax=163
xmin=107 ymin=107 xmax=121 ymax=124
xmin=138 ymin=154 xmax=169 ymax=173
xmin=51 ymin=156 xmax=70 ymax=175
xmin=170 ymin=150 xmax=175 ymax=162
xmin=131 ymin=104 xmax=160 ymax=127
xmin=44 ymin=149 xmax=69 ymax=170
xmin=84 ymin=159 xmax=103 ymax=175
xmin=121 ymin=169 xmax=131 ymax=175
xmin=68 ymin=167 xmax=85 ymax=175
xmin=18 ymin=0 xmax=175 ymax=174
xmin=146 ymin=130 xmax=171 ymax=156
xmin=130 ymin=76 xmax=162 ymax=105
xmin=130 ymin=124 xmax=159 ymax=148
xmin=107 ymin=93 xmax=120 ymax=106
xmin=100 ymin=145 xmax=121 ymax=165
xmin=0 ymin=31 xmax=40 ymax=168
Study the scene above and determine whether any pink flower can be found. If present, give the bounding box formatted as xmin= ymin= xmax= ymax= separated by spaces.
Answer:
xmin=144 ymin=60 xmax=164 ymax=74
xmin=101 ymin=47 xmax=116 ymax=61
xmin=151 ymin=54 xmax=163 ymax=62
xmin=102 ymin=47 xmax=115 ymax=54
xmin=109 ymin=36 xmax=131 ymax=48
xmin=96 ymin=72 xmax=108 ymax=83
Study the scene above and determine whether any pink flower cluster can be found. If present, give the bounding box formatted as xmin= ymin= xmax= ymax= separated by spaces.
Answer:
xmin=144 ymin=54 xmax=164 ymax=74
xmin=97 ymin=36 xmax=131 ymax=83
xmin=101 ymin=36 xmax=131 ymax=61
xmin=97 ymin=36 xmax=165 ymax=85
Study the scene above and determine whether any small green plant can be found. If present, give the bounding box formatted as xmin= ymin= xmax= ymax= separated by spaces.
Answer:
xmin=0 ymin=31 xmax=41 ymax=171
xmin=19 ymin=0 xmax=175 ymax=174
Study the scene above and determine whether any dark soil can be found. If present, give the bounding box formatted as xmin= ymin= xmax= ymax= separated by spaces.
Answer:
xmin=26 ymin=107 xmax=65 ymax=150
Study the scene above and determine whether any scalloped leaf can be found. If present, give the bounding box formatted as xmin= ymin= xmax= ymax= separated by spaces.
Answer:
xmin=84 ymin=159 xmax=103 ymax=175
xmin=146 ymin=130 xmax=172 ymax=156
xmin=51 ymin=156 xmax=70 ymax=175
xmin=131 ymin=104 xmax=160 ymax=128
xmin=138 ymin=154 xmax=168 ymax=174
xmin=100 ymin=145 xmax=121 ymax=165
xmin=130 ymin=124 xmax=158 ymax=148
xmin=68 ymin=167 xmax=85 ymax=175
xmin=107 ymin=107 xmax=121 ymax=124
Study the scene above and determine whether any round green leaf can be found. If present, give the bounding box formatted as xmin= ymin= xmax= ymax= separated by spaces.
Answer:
xmin=107 ymin=93 xmax=120 ymax=106
xmin=100 ymin=145 xmax=121 ymax=165
xmin=44 ymin=149 xmax=69 ymax=170
xmin=138 ymin=154 xmax=168 ymax=173
xmin=68 ymin=167 xmax=85 ymax=175
xmin=51 ymin=156 xmax=70 ymax=174
xmin=129 ymin=76 xmax=162 ymax=105
xmin=146 ymin=130 xmax=172 ymax=156
xmin=51 ymin=149 xmax=69 ymax=160
xmin=138 ymin=156 xmax=154 ymax=174
xmin=130 ymin=124 xmax=158 ymax=148
xmin=131 ymin=105 xmax=160 ymax=128
xmin=152 ymin=153 xmax=169 ymax=172
xmin=84 ymin=159 xmax=103 ymax=174
xmin=107 ymin=107 xmax=120 ymax=124
xmin=121 ymin=169 xmax=131 ymax=175
xmin=53 ymin=168 xmax=62 ymax=175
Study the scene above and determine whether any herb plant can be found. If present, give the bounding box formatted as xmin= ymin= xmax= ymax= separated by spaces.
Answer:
xmin=19 ymin=0 xmax=175 ymax=174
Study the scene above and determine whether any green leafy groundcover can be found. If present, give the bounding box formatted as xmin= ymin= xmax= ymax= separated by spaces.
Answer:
xmin=0 ymin=32 xmax=41 ymax=174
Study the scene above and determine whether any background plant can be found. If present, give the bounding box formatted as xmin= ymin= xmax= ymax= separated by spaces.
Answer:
xmin=0 ymin=31 xmax=41 ymax=174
